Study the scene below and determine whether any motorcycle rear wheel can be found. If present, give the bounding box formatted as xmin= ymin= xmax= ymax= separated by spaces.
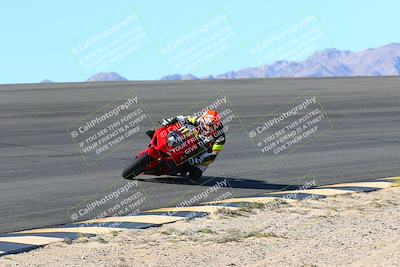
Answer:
xmin=122 ymin=153 xmax=154 ymax=179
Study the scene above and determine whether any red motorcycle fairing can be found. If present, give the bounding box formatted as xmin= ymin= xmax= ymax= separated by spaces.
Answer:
xmin=136 ymin=122 xmax=202 ymax=176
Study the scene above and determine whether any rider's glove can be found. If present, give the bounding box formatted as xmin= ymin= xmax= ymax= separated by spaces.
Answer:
xmin=161 ymin=118 xmax=174 ymax=126
xmin=199 ymin=134 xmax=213 ymax=144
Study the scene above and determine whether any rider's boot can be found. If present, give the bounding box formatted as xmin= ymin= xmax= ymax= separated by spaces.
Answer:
xmin=188 ymin=165 xmax=205 ymax=182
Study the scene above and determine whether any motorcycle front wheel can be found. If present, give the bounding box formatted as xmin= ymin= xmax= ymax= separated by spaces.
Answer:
xmin=122 ymin=153 xmax=154 ymax=179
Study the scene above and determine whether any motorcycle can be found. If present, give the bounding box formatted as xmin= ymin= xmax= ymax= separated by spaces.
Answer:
xmin=122 ymin=122 xmax=205 ymax=180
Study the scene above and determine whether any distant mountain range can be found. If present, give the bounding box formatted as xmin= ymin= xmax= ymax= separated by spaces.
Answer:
xmin=40 ymin=79 xmax=54 ymax=83
xmin=42 ymin=43 xmax=400 ymax=82
xmin=160 ymin=74 xmax=199 ymax=81
xmin=161 ymin=43 xmax=400 ymax=80
xmin=86 ymin=72 xmax=127 ymax=82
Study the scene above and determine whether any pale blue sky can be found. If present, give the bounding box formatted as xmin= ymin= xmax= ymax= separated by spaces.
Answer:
xmin=0 ymin=0 xmax=398 ymax=84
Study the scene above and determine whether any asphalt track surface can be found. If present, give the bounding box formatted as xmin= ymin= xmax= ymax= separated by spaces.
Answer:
xmin=0 ymin=77 xmax=399 ymax=233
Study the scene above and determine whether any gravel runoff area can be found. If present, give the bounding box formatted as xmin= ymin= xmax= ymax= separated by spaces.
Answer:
xmin=2 ymin=185 xmax=400 ymax=267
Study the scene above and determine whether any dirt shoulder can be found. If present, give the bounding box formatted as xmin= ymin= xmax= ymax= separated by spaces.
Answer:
xmin=2 ymin=186 xmax=400 ymax=267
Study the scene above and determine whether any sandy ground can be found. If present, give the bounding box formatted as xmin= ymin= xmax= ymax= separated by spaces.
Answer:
xmin=2 ymin=186 xmax=400 ymax=267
